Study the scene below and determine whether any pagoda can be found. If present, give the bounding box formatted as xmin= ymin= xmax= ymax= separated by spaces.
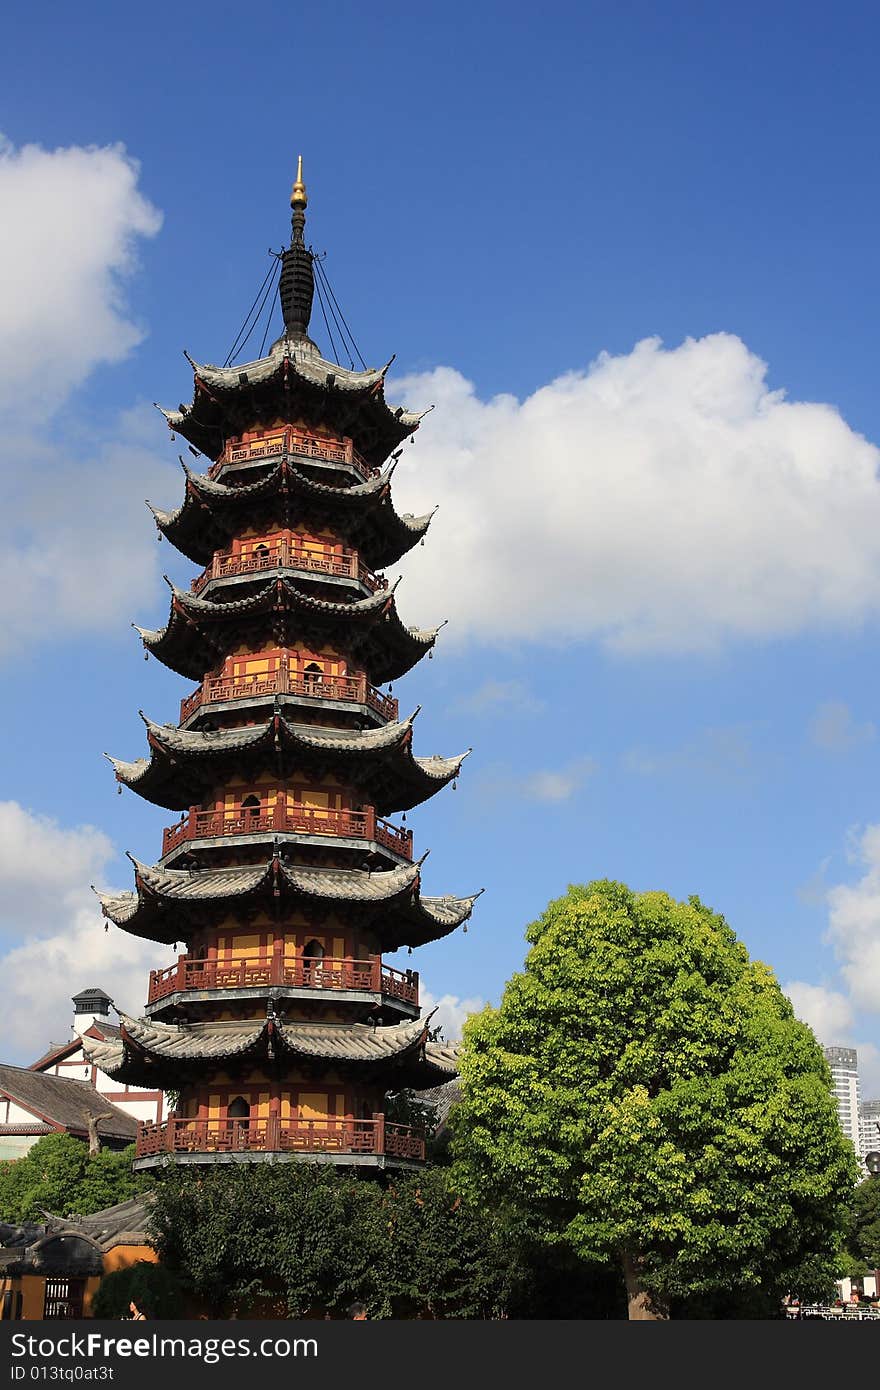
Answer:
xmin=85 ymin=161 xmax=480 ymax=1172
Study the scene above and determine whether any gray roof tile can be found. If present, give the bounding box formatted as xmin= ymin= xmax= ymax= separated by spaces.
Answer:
xmin=108 ymin=714 xmax=468 ymax=815
xmin=0 ymin=1065 xmax=137 ymax=1142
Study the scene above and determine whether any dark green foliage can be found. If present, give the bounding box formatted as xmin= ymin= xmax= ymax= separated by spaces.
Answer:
xmin=91 ymin=1261 xmax=182 ymax=1320
xmin=0 ymin=1135 xmax=149 ymax=1222
xmin=383 ymin=1088 xmax=437 ymax=1139
xmin=451 ymin=880 xmax=859 ymax=1314
xmin=842 ymin=1177 xmax=880 ymax=1271
xmin=149 ymin=1161 xmax=541 ymax=1318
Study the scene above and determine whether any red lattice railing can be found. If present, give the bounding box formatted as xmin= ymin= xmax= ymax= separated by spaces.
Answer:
xmin=179 ymin=668 xmax=398 ymax=725
xmin=148 ymin=955 xmax=419 ymax=1006
xmin=209 ymin=428 xmax=375 ymax=482
xmin=190 ymin=538 xmax=386 ymax=595
xmin=136 ymin=1115 xmax=424 ymax=1161
xmin=161 ymin=802 xmax=413 ymax=860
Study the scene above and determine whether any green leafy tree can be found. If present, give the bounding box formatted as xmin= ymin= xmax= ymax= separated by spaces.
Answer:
xmin=451 ymin=880 xmax=859 ymax=1319
xmin=150 ymin=1163 xmax=390 ymax=1317
xmin=150 ymin=1161 xmax=535 ymax=1318
xmin=842 ymin=1177 xmax=880 ymax=1271
xmin=0 ymin=1135 xmax=149 ymax=1222
xmin=377 ymin=1169 xmax=519 ymax=1317
xmin=91 ymin=1261 xmax=182 ymax=1320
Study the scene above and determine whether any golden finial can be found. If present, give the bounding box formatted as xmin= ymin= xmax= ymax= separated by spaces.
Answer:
xmin=291 ymin=155 xmax=307 ymax=210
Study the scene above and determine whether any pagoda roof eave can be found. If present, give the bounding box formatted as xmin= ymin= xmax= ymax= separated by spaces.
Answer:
xmin=94 ymin=858 xmax=482 ymax=949
xmin=149 ymin=459 xmax=433 ymax=570
xmin=107 ymin=714 xmax=469 ymax=814
xmin=135 ymin=578 xmax=439 ymax=685
xmin=158 ymin=337 xmax=422 ymax=467
xmin=83 ymin=1013 xmax=457 ymax=1089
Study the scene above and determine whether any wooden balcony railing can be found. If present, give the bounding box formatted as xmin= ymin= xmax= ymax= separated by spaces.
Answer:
xmin=210 ymin=428 xmax=375 ymax=482
xmin=136 ymin=1115 xmax=424 ymax=1161
xmin=179 ymin=668 xmax=398 ymax=725
xmin=161 ymin=802 xmax=413 ymax=860
xmin=148 ymin=954 xmax=419 ymax=1006
xmin=190 ymin=538 xmax=386 ymax=595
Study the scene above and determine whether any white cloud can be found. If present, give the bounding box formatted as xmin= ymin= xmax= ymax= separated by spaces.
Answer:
xmin=785 ymin=828 xmax=880 ymax=1066
xmin=809 ymin=701 xmax=876 ymax=753
xmin=826 ymin=824 xmax=880 ymax=1013
xmin=391 ymin=337 xmax=880 ymax=654
xmin=784 ymin=981 xmax=854 ymax=1042
xmin=0 ymin=407 xmax=180 ymax=656
xmin=0 ymin=801 xmax=114 ymax=940
xmin=0 ymin=137 xmax=161 ymax=413
xmin=448 ymin=679 xmax=544 ymax=717
xmin=476 ymin=755 xmax=596 ymax=805
xmin=420 ymin=988 xmax=486 ymax=1042
xmin=0 ymin=904 xmax=170 ymax=1066
xmin=784 ymin=978 xmax=880 ymax=1098
xmin=623 ymin=725 xmax=755 ymax=782
xmin=523 ymin=759 xmax=596 ymax=801
xmin=0 ymin=139 xmax=174 ymax=656
xmin=0 ymin=801 xmax=173 ymax=1064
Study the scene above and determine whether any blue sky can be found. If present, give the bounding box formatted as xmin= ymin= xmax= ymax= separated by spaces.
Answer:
xmin=2 ymin=1 xmax=880 ymax=1091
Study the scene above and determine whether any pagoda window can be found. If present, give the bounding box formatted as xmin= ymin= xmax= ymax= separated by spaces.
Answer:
xmin=303 ymin=938 xmax=325 ymax=984
xmin=241 ymin=794 xmax=261 ymax=820
xmin=303 ymin=661 xmax=324 ymax=689
xmin=227 ymin=1096 xmax=250 ymax=1130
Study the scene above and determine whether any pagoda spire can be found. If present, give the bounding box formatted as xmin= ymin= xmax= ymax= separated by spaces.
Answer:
xmin=279 ymin=154 xmax=315 ymax=342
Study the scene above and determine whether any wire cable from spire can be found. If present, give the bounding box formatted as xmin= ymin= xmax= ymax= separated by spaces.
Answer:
xmin=257 ymin=260 xmax=282 ymax=357
xmin=312 ymin=255 xmax=350 ymax=366
xmin=313 ymin=254 xmax=353 ymax=368
xmin=312 ymin=259 xmax=343 ymax=365
xmin=223 ymin=253 xmax=282 ymax=367
xmin=313 ymin=253 xmax=367 ymax=370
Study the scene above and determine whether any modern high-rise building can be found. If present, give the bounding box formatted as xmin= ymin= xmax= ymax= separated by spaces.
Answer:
xmin=824 ymin=1046 xmax=862 ymax=1153
xmin=859 ymin=1098 xmax=880 ymax=1160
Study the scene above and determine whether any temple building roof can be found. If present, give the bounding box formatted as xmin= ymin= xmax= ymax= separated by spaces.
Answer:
xmin=44 ymin=1197 xmax=154 ymax=1252
xmin=149 ymin=459 xmax=433 ymax=571
xmin=107 ymin=713 xmax=469 ymax=815
xmin=82 ymin=1013 xmax=459 ymax=1090
xmin=0 ymin=1064 xmax=137 ymax=1146
xmin=135 ymin=578 xmax=439 ymax=684
xmin=157 ymin=337 xmax=424 ymax=468
xmin=96 ymin=857 xmax=482 ymax=950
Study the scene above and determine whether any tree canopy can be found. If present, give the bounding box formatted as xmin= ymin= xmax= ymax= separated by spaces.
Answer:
xmin=148 ymin=1161 xmax=524 ymax=1318
xmin=146 ymin=1160 xmax=616 ymax=1318
xmin=450 ymin=880 xmax=858 ymax=1318
xmin=842 ymin=1176 xmax=880 ymax=1272
xmin=91 ymin=1261 xmax=182 ymax=1320
xmin=0 ymin=1135 xmax=149 ymax=1222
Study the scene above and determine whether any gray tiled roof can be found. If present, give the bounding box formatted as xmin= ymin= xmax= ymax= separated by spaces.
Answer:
xmin=135 ymin=577 xmax=438 ymax=685
xmin=46 ymin=1196 xmax=154 ymax=1250
xmin=108 ymin=713 xmax=468 ymax=815
xmin=184 ymin=338 xmax=419 ymax=408
xmin=0 ymin=1065 xmax=137 ymax=1142
xmin=83 ymin=1014 xmax=459 ymax=1087
xmin=29 ymin=1021 xmax=122 ymax=1073
xmin=157 ymin=337 xmax=423 ymax=468
xmin=97 ymin=858 xmax=482 ymax=950
xmin=150 ymin=458 xmax=433 ymax=570
xmin=414 ymin=1077 xmax=462 ymax=1133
